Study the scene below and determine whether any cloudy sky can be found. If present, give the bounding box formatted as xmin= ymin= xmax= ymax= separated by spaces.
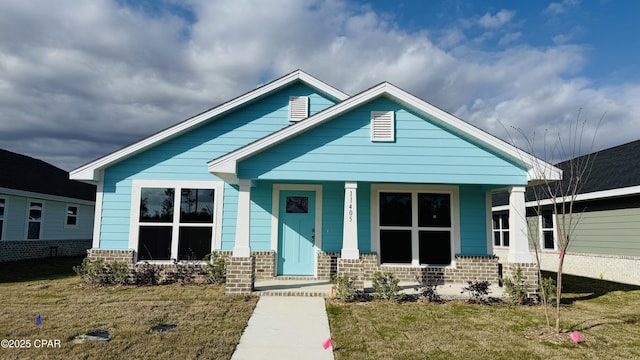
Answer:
xmin=1 ymin=0 xmax=638 ymax=171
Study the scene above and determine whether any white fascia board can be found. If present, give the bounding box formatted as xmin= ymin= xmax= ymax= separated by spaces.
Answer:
xmin=380 ymin=85 xmax=562 ymax=182
xmin=69 ymin=70 xmax=348 ymax=181
xmin=208 ymin=81 xmax=561 ymax=181
xmin=492 ymin=184 xmax=640 ymax=211
xmin=0 ymin=187 xmax=95 ymax=206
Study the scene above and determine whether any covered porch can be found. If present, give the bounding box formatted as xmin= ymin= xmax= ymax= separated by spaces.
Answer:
xmin=222 ymin=179 xmax=533 ymax=295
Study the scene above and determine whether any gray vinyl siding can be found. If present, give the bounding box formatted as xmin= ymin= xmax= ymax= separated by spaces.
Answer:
xmin=0 ymin=192 xmax=94 ymax=241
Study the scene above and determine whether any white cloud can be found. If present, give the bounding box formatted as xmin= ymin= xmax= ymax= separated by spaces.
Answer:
xmin=478 ymin=9 xmax=515 ymax=29
xmin=0 ymin=0 xmax=636 ymax=170
xmin=544 ymin=0 xmax=581 ymax=16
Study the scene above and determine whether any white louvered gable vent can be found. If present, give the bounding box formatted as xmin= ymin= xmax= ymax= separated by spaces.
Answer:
xmin=370 ymin=111 xmax=395 ymax=142
xmin=289 ymin=96 xmax=309 ymax=122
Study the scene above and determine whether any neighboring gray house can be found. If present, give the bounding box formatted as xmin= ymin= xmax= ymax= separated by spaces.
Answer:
xmin=0 ymin=149 xmax=96 ymax=262
xmin=492 ymin=140 xmax=640 ymax=285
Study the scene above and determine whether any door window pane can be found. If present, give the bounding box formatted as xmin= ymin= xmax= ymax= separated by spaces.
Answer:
xmin=380 ymin=193 xmax=412 ymax=226
xmin=380 ymin=230 xmax=412 ymax=263
xmin=140 ymin=188 xmax=174 ymax=222
xmin=180 ymin=189 xmax=214 ymax=223
xmin=418 ymin=193 xmax=450 ymax=227
xmin=419 ymin=230 xmax=451 ymax=265
xmin=29 ymin=202 xmax=43 ymax=221
xmin=286 ymin=196 xmax=308 ymax=213
xmin=138 ymin=226 xmax=172 ymax=260
xmin=178 ymin=227 xmax=213 ymax=260
xmin=66 ymin=206 xmax=78 ymax=226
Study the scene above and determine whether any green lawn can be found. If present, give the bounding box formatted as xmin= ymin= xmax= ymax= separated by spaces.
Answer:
xmin=0 ymin=256 xmax=257 ymax=360
xmin=327 ymin=273 xmax=640 ymax=360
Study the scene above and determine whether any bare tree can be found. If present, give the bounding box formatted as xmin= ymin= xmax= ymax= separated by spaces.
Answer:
xmin=507 ymin=109 xmax=603 ymax=331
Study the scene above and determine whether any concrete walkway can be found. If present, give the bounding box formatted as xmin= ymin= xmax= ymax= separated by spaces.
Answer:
xmin=231 ymin=296 xmax=334 ymax=360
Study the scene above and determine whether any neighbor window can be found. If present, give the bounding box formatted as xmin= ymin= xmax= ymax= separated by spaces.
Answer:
xmin=134 ymin=182 xmax=221 ymax=262
xmin=540 ymin=209 xmax=556 ymax=250
xmin=66 ymin=205 xmax=78 ymax=227
xmin=377 ymin=189 xmax=454 ymax=266
xmin=27 ymin=201 xmax=43 ymax=239
xmin=492 ymin=212 xmax=509 ymax=247
xmin=0 ymin=198 xmax=5 ymax=240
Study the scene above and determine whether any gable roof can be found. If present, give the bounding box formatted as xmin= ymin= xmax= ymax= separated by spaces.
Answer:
xmin=207 ymin=81 xmax=562 ymax=184
xmin=0 ymin=149 xmax=96 ymax=201
xmin=70 ymin=70 xmax=349 ymax=181
xmin=493 ymin=139 xmax=640 ymax=207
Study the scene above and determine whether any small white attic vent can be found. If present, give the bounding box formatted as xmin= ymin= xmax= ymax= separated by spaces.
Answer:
xmin=370 ymin=111 xmax=395 ymax=142
xmin=289 ymin=96 xmax=309 ymax=122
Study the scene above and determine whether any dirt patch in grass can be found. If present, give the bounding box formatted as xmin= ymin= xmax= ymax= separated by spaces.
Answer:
xmin=0 ymin=257 xmax=257 ymax=360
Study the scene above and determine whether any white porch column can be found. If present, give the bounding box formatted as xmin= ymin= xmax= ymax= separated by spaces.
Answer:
xmin=341 ymin=181 xmax=360 ymax=259
xmin=508 ymin=186 xmax=533 ymax=263
xmin=233 ymin=179 xmax=253 ymax=258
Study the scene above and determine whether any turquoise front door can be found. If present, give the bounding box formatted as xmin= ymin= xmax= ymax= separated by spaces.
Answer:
xmin=278 ymin=190 xmax=316 ymax=275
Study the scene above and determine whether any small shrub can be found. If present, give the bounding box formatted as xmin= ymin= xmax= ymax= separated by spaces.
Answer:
xmin=110 ymin=261 xmax=131 ymax=286
xmin=372 ymin=271 xmax=404 ymax=302
xmin=502 ymin=265 xmax=529 ymax=305
xmin=74 ymin=257 xmax=108 ymax=285
xmin=132 ymin=262 xmax=161 ymax=286
xmin=74 ymin=258 xmax=131 ymax=286
xmin=332 ymin=273 xmax=358 ymax=302
xmin=461 ymin=280 xmax=490 ymax=303
xmin=540 ymin=276 xmax=557 ymax=305
xmin=167 ymin=261 xmax=202 ymax=285
xmin=414 ymin=275 xmax=443 ymax=303
xmin=203 ymin=252 xmax=226 ymax=285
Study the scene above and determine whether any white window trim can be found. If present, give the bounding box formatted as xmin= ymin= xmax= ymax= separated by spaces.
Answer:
xmin=271 ymin=184 xmax=323 ymax=276
xmin=26 ymin=199 xmax=45 ymax=240
xmin=64 ymin=204 xmax=79 ymax=229
xmin=370 ymin=184 xmax=460 ymax=268
xmin=370 ymin=111 xmax=395 ymax=142
xmin=289 ymin=96 xmax=309 ymax=122
xmin=129 ymin=180 xmax=224 ymax=263
xmin=492 ymin=212 xmax=509 ymax=248
xmin=0 ymin=197 xmax=6 ymax=241
xmin=539 ymin=210 xmax=558 ymax=251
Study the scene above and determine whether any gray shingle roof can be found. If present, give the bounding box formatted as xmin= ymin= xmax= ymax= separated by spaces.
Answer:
xmin=0 ymin=149 xmax=95 ymax=201
xmin=493 ymin=139 xmax=640 ymax=206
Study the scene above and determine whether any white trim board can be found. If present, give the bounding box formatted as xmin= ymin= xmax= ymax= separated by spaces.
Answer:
xmin=208 ymin=82 xmax=561 ymax=184
xmin=70 ymin=70 xmax=349 ymax=181
xmin=491 ymin=184 xmax=640 ymax=211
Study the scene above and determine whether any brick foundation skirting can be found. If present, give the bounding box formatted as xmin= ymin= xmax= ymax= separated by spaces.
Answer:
xmin=337 ymin=258 xmax=364 ymax=290
xmin=225 ymin=257 xmax=255 ymax=295
xmin=318 ymin=252 xmax=502 ymax=286
xmin=0 ymin=239 xmax=92 ymax=262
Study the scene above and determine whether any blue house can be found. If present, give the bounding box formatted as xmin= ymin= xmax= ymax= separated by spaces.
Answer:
xmin=71 ymin=70 xmax=561 ymax=293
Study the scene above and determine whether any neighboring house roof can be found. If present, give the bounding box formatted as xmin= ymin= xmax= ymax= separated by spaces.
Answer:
xmin=493 ymin=139 xmax=640 ymax=207
xmin=208 ymin=81 xmax=562 ymax=184
xmin=70 ymin=69 xmax=349 ymax=181
xmin=0 ymin=149 xmax=96 ymax=201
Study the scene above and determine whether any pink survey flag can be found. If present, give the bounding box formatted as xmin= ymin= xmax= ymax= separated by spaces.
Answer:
xmin=570 ymin=331 xmax=581 ymax=343
xmin=322 ymin=338 xmax=332 ymax=350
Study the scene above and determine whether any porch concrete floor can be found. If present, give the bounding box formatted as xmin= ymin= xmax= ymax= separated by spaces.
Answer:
xmin=253 ymin=279 xmax=504 ymax=299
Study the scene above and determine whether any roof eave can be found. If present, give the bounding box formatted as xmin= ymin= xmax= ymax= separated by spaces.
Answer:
xmin=69 ymin=70 xmax=348 ymax=182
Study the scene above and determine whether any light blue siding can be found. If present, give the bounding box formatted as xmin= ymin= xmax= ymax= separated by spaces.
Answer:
xmin=459 ymin=185 xmax=489 ymax=255
xmin=238 ymin=98 xmax=528 ymax=185
xmin=99 ymin=84 xmax=338 ymax=250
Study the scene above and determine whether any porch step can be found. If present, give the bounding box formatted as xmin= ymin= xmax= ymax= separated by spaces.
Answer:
xmin=252 ymin=290 xmax=329 ymax=297
xmin=272 ymin=276 xmax=322 ymax=281
xmin=253 ymin=278 xmax=334 ymax=297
